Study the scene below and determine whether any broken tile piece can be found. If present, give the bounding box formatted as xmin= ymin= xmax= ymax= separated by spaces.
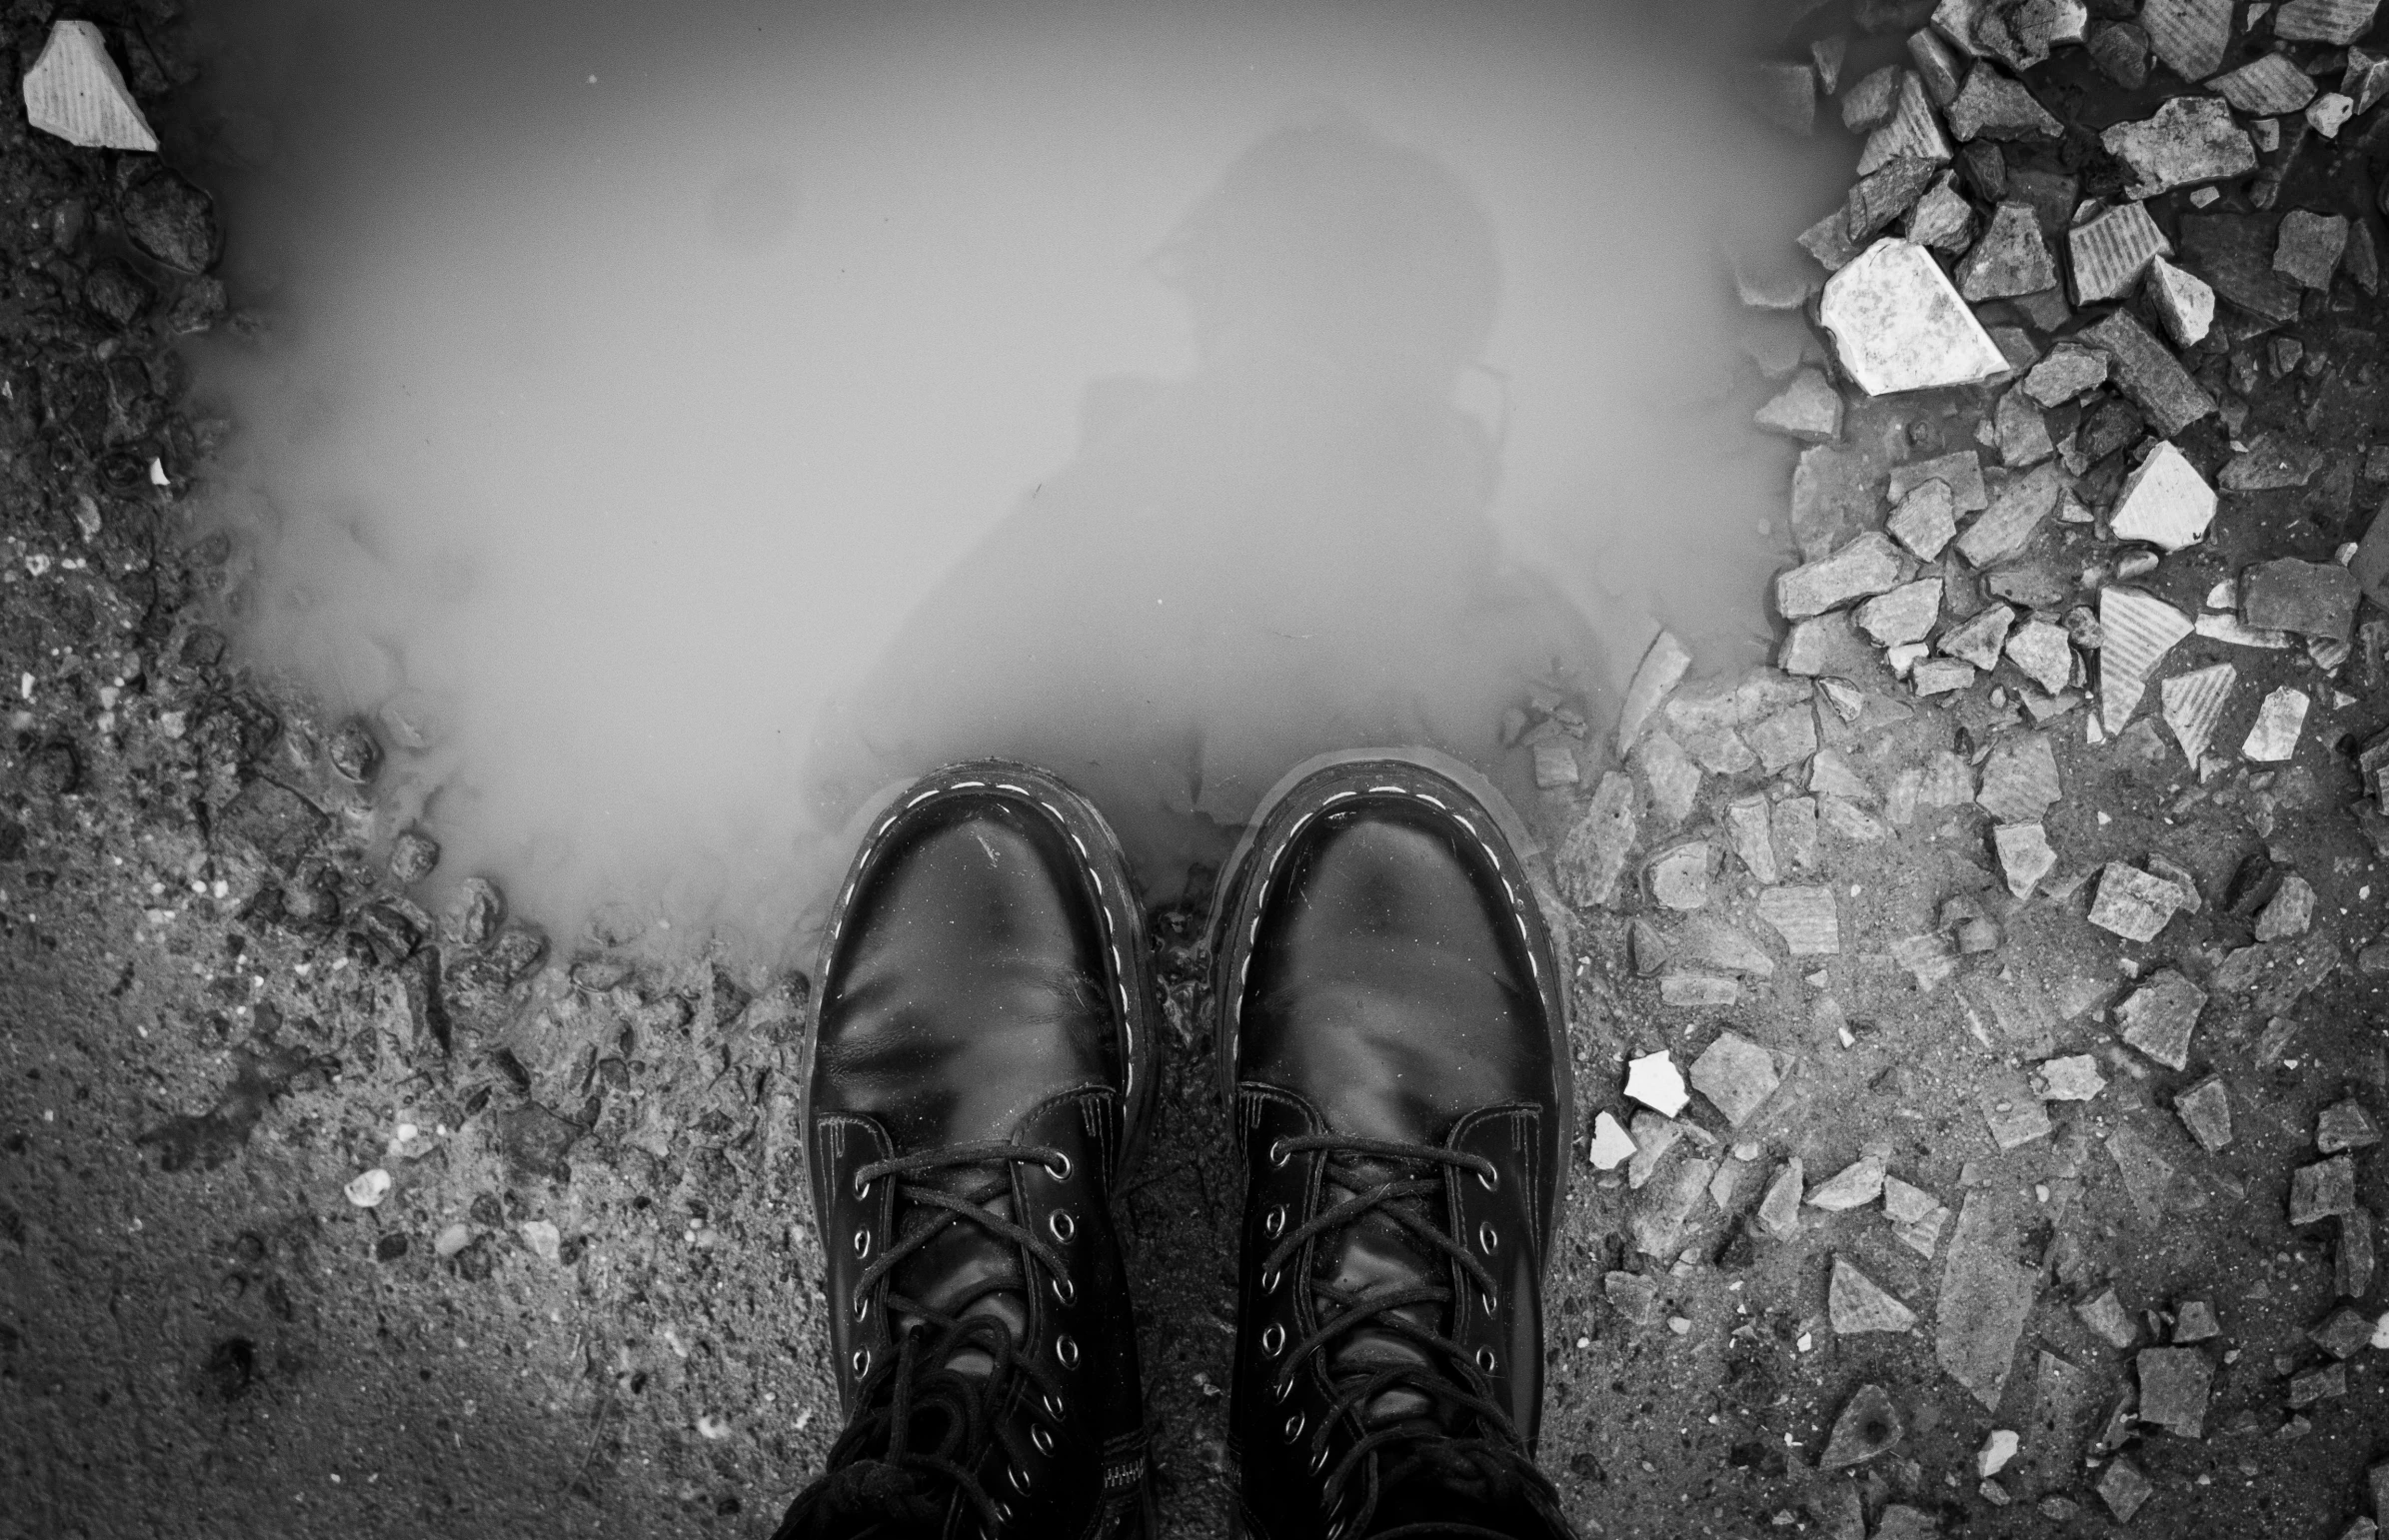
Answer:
xmin=2161 ymin=663 xmax=2235 ymax=768
xmin=1624 ymin=1050 xmax=1690 ymax=1118
xmin=1648 ymin=842 xmax=1714 ymax=910
xmin=2219 ymin=431 xmax=2325 ymax=493
xmin=1883 ymin=1176 xmax=1937 ymax=1226
xmin=1984 ymin=1095 xmax=2053 ymax=1150
xmin=2277 ymin=0 xmax=2383 ymax=40
xmin=1994 ymin=821 xmax=2057 ymax=896
xmin=1976 ymin=732 xmax=2059 ymax=821
xmin=2255 ymin=874 xmax=2316 ymax=941
xmin=2034 ymin=1053 xmax=2107 ymax=1101
xmin=1556 ymin=772 xmax=1639 ymax=909
xmin=2146 ymin=256 xmax=2215 ymax=349
xmin=2022 ymin=343 xmax=2109 ymax=407
xmin=21 ymin=20 xmax=160 ymax=152
xmin=1819 ymin=1383 xmax=1905 ymax=1468
xmin=2077 ymin=1288 xmax=2138 ymax=1348
xmin=2109 ymin=1122 xmax=2203 ymax=1223
xmin=2099 ymin=1457 xmax=2153 ymax=1522
xmin=1773 ymin=796 xmax=1818 ymax=872
xmin=1625 ymin=1111 xmax=1685 ymax=1188
xmin=2116 ymin=970 xmax=2206 ymax=1070
xmin=1756 ymin=1158 xmax=1804 ymax=1238
xmin=2136 ymin=1347 xmax=2212 ymax=1437
xmin=1758 ymin=885 xmax=1840 ymax=956
xmin=1616 ymin=631 xmax=1692 ymax=749
xmin=2102 ymin=97 xmax=2256 ymax=199
xmin=1724 ymin=794 xmax=1779 ymax=884
xmin=1831 ymin=1256 xmax=1919 ymax=1333
xmin=1689 ymin=1031 xmax=1779 ymax=1126
xmin=2175 ymin=1077 xmax=2233 ymax=1152
xmin=2173 ymin=1298 xmax=2221 ymax=1341
xmin=2084 ymin=310 xmax=2216 ymax=437
xmin=1949 ymin=65 xmax=2062 ymax=141
xmin=1957 ymin=202 xmax=2060 ymax=301
xmin=1856 ymin=579 xmax=1945 ymax=646
xmin=1632 ymin=731 xmax=1702 ymax=828
xmin=2088 ymin=862 xmax=2194 ymax=943
xmin=2070 ymin=202 xmax=2173 ymax=304
xmin=2099 ymin=588 xmax=2194 ymax=727
xmin=2274 ymin=209 xmax=2350 ymax=291
xmin=1808 ymin=1146 xmax=1890 ymax=1210
xmin=1937 ymin=1192 xmax=2040 ymax=1409
xmin=2318 ymin=1098 xmax=2382 ymax=1154
xmin=2338 ymin=1209 xmax=2376 ymax=1298
xmin=2211 ymin=52 xmax=2320 ymax=115
xmin=1587 ymin=1110 xmax=1636 ymax=1170
xmin=2139 ymin=0 xmax=2233 ymax=81
xmin=1943 ymin=601 xmax=2018 ymax=670
xmin=1819 ymin=239 xmax=2011 ymax=395
xmin=1858 ymin=72 xmax=1955 ymax=174
xmin=1957 ymin=461 xmax=2065 ymax=568
xmin=1756 ymin=369 xmax=1845 ymax=443
xmin=2242 ymin=558 xmax=2359 ymax=643
xmin=2241 ymin=687 xmax=2309 ymax=762
xmin=2311 ymin=1306 xmax=2375 ymax=1359
xmin=1776 ymin=532 xmax=1906 ymax=619
xmin=2290 ymin=1155 xmax=2357 ymax=1224
xmin=2110 ymin=442 xmax=2217 ymax=552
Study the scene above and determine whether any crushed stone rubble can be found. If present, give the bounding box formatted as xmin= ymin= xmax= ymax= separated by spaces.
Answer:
xmin=1554 ymin=2 xmax=2389 ymax=1530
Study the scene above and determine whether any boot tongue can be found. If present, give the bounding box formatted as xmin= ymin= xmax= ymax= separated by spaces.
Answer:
xmin=1311 ymin=1154 xmax=1452 ymax=1426
xmin=887 ymin=1171 xmax=1031 ymax=1379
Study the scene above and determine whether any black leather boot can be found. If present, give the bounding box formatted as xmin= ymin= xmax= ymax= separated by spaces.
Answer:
xmin=779 ymin=762 xmax=1160 ymax=1540
xmin=1211 ymin=752 xmax=1576 ymax=1540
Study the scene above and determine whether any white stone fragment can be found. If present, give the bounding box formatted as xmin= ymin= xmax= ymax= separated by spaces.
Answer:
xmin=345 ymin=1168 xmax=394 ymax=1208
xmin=1588 ymin=1110 xmax=1638 ymax=1170
xmin=21 ymin=21 xmax=158 ymax=152
xmin=1978 ymin=1429 xmax=2020 ymax=1478
xmin=1819 ymin=239 xmax=2010 ymax=396
xmin=2110 ymin=442 xmax=2217 ymax=552
xmin=2242 ymin=687 xmax=2309 ymax=761
xmin=2146 ymin=257 xmax=2215 ymax=349
xmin=1625 ymin=1051 xmax=1691 ymax=1118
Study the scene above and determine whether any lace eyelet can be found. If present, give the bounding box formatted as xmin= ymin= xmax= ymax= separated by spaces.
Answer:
xmin=851 ymin=1348 xmax=872 ymax=1377
xmin=1031 ymin=1423 xmax=1058 ymax=1457
xmin=1474 ymin=1166 xmax=1498 ymax=1192
xmin=1282 ymin=1412 xmax=1305 ymax=1442
xmin=1262 ymin=1204 xmax=1286 ymax=1238
xmin=1311 ymin=1443 xmax=1332 ymax=1474
xmin=1052 ymin=1275 xmax=1077 ymax=1306
xmin=1272 ymin=1376 xmax=1294 ymax=1404
xmin=1260 ymin=1322 xmax=1286 ymax=1357
xmin=1480 ymin=1290 xmax=1497 ymax=1315
xmin=853 ymin=1173 xmax=872 ymax=1198
xmin=1260 ymin=1266 xmax=1282 ymax=1294
xmin=1043 ymin=1392 xmax=1067 ymax=1420
xmin=1476 ymin=1221 xmax=1498 ymax=1254
xmin=1044 ymin=1151 xmax=1073 ymax=1182
xmin=1009 ymin=1464 xmax=1032 ymax=1494
xmin=852 ymin=1227 xmax=872 ymax=1258
xmin=1474 ymin=1346 xmax=1498 ymax=1374
xmin=853 ymin=1294 xmax=870 ymax=1321
xmin=1057 ymin=1333 xmax=1081 ymax=1369
xmin=994 ymin=1500 xmax=1015 ymax=1524
xmin=1049 ymin=1210 xmax=1077 ymax=1244
xmin=1267 ymin=1138 xmax=1290 ymax=1168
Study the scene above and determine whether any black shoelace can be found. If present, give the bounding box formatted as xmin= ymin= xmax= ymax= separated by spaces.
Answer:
xmin=1259 ymin=1133 xmax=1564 ymax=1540
xmin=777 ymin=1142 xmax=1076 ymax=1540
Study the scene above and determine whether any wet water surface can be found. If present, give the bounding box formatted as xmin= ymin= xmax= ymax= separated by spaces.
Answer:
xmin=187 ymin=0 xmax=1833 ymax=959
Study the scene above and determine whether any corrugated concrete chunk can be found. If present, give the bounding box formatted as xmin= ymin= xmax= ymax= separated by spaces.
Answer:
xmin=21 ymin=20 xmax=159 ymax=152
xmin=2138 ymin=0 xmax=2233 ymax=81
xmin=2212 ymin=52 xmax=2319 ymax=115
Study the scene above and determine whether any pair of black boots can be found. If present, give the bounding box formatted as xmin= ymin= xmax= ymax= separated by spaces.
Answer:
xmin=778 ymin=754 xmax=1577 ymax=1540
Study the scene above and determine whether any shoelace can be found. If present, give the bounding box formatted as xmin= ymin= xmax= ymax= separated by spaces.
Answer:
xmin=777 ymin=1142 xmax=1077 ymax=1540
xmin=1259 ymin=1133 xmax=1562 ymax=1540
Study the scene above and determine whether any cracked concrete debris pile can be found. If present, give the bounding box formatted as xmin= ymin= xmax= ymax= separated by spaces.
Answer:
xmin=1555 ymin=0 xmax=2389 ymax=1530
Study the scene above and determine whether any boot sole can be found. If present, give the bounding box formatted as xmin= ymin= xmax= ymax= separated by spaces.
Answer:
xmin=1205 ymin=746 xmax=1575 ymax=1270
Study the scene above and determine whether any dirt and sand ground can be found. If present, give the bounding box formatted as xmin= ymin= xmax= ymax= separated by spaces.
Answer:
xmin=6 ymin=3 xmax=2389 ymax=1538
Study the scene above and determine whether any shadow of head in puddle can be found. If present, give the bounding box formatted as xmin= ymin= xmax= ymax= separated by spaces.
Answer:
xmin=806 ymin=113 xmax=1612 ymax=894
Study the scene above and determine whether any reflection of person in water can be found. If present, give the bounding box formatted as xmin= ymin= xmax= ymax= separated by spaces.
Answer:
xmin=809 ymin=113 xmax=1609 ymax=889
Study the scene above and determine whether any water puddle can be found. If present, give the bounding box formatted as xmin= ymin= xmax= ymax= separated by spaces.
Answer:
xmin=182 ymin=0 xmax=1839 ymax=962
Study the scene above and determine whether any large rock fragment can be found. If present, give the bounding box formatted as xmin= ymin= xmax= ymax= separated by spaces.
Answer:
xmin=2179 ymin=213 xmax=2303 ymax=323
xmin=2276 ymin=0 xmax=2383 ymax=42
xmin=2146 ymin=256 xmax=2215 ymax=348
xmin=1689 ymin=1030 xmax=1780 ymax=1125
xmin=2242 ymin=687 xmax=2309 ymax=762
xmin=2083 ymin=311 xmax=2214 ymax=436
xmin=2136 ymin=1347 xmax=2213 ymax=1437
xmin=2101 ymin=97 xmax=2256 ymax=199
xmin=2110 ymin=443 xmax=2215 ymax=551
xmin=2116 ymin=970 xmax=2206 ymax=1069
xmin=1819 ymin=239 xmax=2010 ymax=395
xmin=1937 ymin=1192 xmax=2040 ymax=1410
xmin=1819 ymin=1383 xmax=1905 ymax=1468
xmin=2241 ymin=558 xmax=2359 ymax=643
xmin=1976 ymin=733 xmax=2059 ymax=822
xmin=1949 ymin=66 xmax=2062 ymax=140
xmin=1956 ymin=202 xmax=2059 ymax=301
xmin=22 ymin=20 xmax=159 ymax=151
xmin=2275 ymin=210 xmax=2349 ymax=290
xmin=2290 ymin=1155 xmax=2357 ymax=1224
xmin=2089 ymin=862 xmax=2195 ymax=942
xmin=1955 ymin=461 xmax=2064 ymax=568
xmin=117 ymin=162 xmax=223 ymax=275
xmin=1556 ymin=772 xmax=1638 ymax=908
xmin=1776 ymin=532 xmax=1906 ymax=619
